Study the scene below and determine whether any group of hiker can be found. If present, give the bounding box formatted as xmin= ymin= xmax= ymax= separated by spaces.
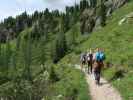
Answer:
xmin=80 ymin=48 xmax=106 ymax=85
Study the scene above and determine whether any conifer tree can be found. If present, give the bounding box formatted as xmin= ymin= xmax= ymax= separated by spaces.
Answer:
xmin=22 ymin=31 xmax=32 ymax=82
xmin=4 ymin=37 xmax=12 ymax=76
xmin=99 ymin=0 xmax=106 ymax=26
xmin=80 ymin=0 xmax=89 ymax=12
xmin=49 ymin=66 xmax=59 ymax=83
xmin=39 ymin=37 xmax=47 ymax=69
xmin=52 ymin=18 xmax=67 ymax=63
xmin=90 ymin=0 xmax=97 ymax=8
xmin=0 ymin=47 xmax=1 ymax=67
xmin=63 ymin=14 xmax=70 ymax=32
xmin=12 ymin=35 xmax=21 ymax=79
xmin=31 ymin=21 xmax=40 ymax=39
xmin=52 ymin=40 xmax=60 ymax=63
xmin=70 ymin=25 xmax=78 ymax=46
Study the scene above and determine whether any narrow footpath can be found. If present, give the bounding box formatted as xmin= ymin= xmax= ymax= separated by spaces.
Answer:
xmin=75 ymin=64 xmax=122 ymax=100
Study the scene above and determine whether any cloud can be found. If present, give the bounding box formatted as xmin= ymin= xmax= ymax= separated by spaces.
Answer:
xmin=16 ymin=0 xmax=35 ymax=4
xmin=0 ymin=0 xmax=80 ymax=21
xmin=44 ymin=0 xmax=62 ymax=3
xmin=0 ymin=9 xmax=23 ymax=22
xmin=43 ymin=0 xmax=80 ymax=11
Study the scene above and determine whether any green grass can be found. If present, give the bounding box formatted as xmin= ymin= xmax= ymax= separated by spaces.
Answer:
xmin=60 ymin=1 xmax=133 ymax=100
xmin=53 ymin=64 xmax=90 ymax=100
xmin=1 ymin=1 xmax=133 ymax=99
xmin=102 ymin=67 xmax=133 ymax=100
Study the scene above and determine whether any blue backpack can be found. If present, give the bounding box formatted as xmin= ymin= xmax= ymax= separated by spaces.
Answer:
xmin=100 ymin=52 xmax=105 ymax=61
xmin=95 ymin=52 xmax=105 ymax=61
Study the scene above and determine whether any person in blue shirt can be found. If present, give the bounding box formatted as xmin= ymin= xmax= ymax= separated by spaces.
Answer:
xmin=93 ymin=48 xmax=105 ymax=85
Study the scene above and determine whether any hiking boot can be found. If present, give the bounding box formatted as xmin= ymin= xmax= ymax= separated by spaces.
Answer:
xmin=97 ymin=81 xmax=100 ymax=86
xmin=95 ymin=80 xmax=98 ymax=85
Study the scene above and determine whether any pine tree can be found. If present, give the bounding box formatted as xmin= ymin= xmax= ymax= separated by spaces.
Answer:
xmin=58 ymin=32 xmax=67 ymax=58
xmin=4 ymin=37 xmax=12 ymax=76
xmin=22 ymin=31 xmax=32 ymax=82
xmin=15 ymin=11 xmax=29 ymax=35
xmin=80 ymin=0 xmax=89 ymax=12
xmin=70 ymin=25 xmax=78 ymax=46
xmin=0 ymin=42 xmax=1 ymax=63
xmin=63 ymin=14 xmax=70 ymax=32
xmin=39 ymin=37 xmax=47 ymax=69
xmin=31 ymin=21 xmax=40 ymax=39
xmin=53 ymin=40 xmax=60 ymax=63
xmin=74 ymin=3 xmax=80 ymax=22
xmin=99 ymin=0 xmax=106 ymax=26
xmin=90 ymin=0 xmax=97 ymax=8
xmin=32 ymin=10 xmax=39 ymax=21
xmin=52 ymin=18 xmax=67 ymax=63
xmin=75 ymin=4 xmax=80 ymax=13
xmin=12 ymin=35 xmax=21 ymax=79
xmin=49 ymin=66 xmax=59 ymax=83
xmin=52 ymin=10 xmax=60 ymax=17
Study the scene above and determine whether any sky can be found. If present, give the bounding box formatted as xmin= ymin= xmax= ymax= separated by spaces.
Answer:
xmin=0 ymin=0 xmax=80 ymax=21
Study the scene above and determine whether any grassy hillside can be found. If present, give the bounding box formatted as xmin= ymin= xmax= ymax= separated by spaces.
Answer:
xmin=52 ymin=64 xmax=90 ymax=100
xmin=0 ymin=1 xmax=133 ymax=99
xmin=0 ymin=12 xmax=91 ymax=100
xmin=61 ymin=1 xmax=133 ymax=100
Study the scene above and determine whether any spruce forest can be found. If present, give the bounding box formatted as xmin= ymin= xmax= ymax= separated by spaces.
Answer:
xmin=0 ymin=0 xmax=133 ymax=100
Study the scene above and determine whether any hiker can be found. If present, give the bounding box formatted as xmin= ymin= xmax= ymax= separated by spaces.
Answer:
xmin=86 ymin=48 xmax=93 ymax=74
xmin=80 ymin=52 xmax=87 ymax=70
xmin=93 ymin=48 xmax=105 ymax=85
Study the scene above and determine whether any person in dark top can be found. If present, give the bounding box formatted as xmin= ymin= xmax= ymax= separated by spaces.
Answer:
xmin=86 ymin=48 xmax=93 ymax=74
xmin=80 ymin=52 xmax=87 ymax=70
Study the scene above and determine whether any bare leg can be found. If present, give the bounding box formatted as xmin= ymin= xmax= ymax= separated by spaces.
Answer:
xmin=87 ymin=62 xmax=89 ymax=74
xmin=81 ymin=63 xmax=83 ymax=71
xmin=90 ymin=63 xmax=92 ymax=74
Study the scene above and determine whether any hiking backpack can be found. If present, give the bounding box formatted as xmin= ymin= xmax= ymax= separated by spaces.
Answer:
xmin=81 ymin=53 xmax=86 ymax=62
xmin=100 ymin=52 xmax=105 ymax=61
xmin=95 ymin=52 xmax=105 ymax=61
xmin=87 ymin=53 xmax=93 ymax=61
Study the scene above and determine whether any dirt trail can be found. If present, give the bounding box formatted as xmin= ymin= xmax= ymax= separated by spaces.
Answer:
xmin=75 ymin=64 xmax=122 ymax=100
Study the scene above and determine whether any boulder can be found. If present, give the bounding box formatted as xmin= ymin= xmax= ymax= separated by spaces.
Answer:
xmin=94 ymin=16 xmax=103 ymax=30
xmin=126 ymin=12 xmax=133 ymax=23
xmin=118 ymin=18 xmax=126 ymax=25
xmin=118 ymin=12 xmax=133 ymax=25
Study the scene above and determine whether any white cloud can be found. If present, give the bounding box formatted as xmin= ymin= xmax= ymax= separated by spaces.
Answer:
xmin=43 ymin=0 xmax=80 ymax=11
xmin=16 ymin=0 xmax=35 ymax=4
xmin=0 ymin=0 xmax=80 ymax=21
xmin=44 ymin=0 xmax=62 ymax=3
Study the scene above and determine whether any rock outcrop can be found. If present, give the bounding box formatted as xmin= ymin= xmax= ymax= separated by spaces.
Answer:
xmin=119 ymin=12 xmax=133 ymax=25
xmin=112 ymin=0 xmax=128 ymax=9
xmin=80 ymin=9 xmax=95 ymax=34
xmin=105 ymin=0 xmax=128 ymax=16
xmin=80 ymin=0 xmax=128 ymax=34
xmin=105 ymin=0 xmax=128 ymax=9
